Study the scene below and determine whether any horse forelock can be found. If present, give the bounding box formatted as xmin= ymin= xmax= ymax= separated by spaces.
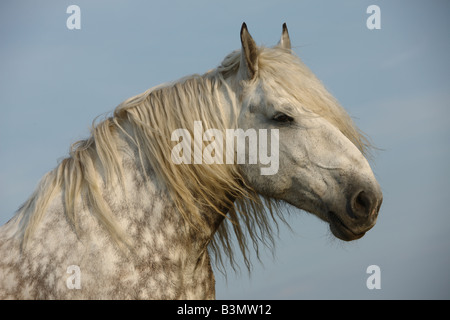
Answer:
xmin=257 ymin=47 xmax=371 ymax=156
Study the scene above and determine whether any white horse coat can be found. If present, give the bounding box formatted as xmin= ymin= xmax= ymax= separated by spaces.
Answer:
xmin=0 ymin=24 xmax=382 ymax=299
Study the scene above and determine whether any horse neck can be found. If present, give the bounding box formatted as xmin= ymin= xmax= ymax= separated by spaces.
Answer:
xmin=113 ymin=121 xmax=227 ymax=253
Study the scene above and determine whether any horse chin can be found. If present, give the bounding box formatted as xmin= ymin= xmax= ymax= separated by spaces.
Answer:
xmin=327 ymin=211 xmax=366 ymax=241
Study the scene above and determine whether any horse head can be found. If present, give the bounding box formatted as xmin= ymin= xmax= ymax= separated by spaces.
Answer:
xmin=235 ymin=23 xmax=382 ymax=241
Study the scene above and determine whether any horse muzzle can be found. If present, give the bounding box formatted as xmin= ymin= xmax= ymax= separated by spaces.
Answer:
xmin=327 ymin=184 xmax=383 ymax=241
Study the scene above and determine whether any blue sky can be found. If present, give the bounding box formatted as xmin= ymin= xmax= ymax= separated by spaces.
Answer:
xmin=1 ymin=0 xmax=449 ymax=299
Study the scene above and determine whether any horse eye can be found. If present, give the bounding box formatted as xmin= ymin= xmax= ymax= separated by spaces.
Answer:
xmin=272 ymin=113 xmax=294 ymax=123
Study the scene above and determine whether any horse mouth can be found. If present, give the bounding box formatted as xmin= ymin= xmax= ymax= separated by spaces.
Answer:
xmin=327 ymin=211 xmax=366 ymax=241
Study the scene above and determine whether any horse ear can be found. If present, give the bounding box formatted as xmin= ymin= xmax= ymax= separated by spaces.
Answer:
xmin=278 ymin=23 xmax=291 ymax=50
xmin=240 ymin=22 xmax=258 ymax=80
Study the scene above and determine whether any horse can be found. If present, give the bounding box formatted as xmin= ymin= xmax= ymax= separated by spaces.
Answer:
xmin=0 ymin=23 xmax=382 ymax=299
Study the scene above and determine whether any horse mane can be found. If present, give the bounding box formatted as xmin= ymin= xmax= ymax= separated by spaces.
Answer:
xmin=11 ymin=45 xmax=370 ymax=272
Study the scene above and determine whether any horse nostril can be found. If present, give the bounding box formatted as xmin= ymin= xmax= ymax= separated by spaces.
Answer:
xmin=352 ymin=190 xmax=373 ymax=218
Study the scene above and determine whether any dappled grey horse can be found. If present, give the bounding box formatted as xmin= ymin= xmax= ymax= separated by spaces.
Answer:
xmin=0 ymin=23 xmax=382 ymax=299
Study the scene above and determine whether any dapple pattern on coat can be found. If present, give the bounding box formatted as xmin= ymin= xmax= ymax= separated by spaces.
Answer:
xmin=0 ymin=151 xmax=216 ymax=299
